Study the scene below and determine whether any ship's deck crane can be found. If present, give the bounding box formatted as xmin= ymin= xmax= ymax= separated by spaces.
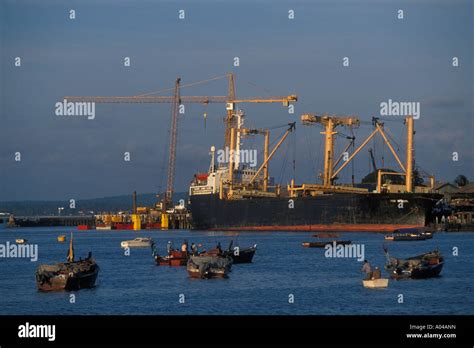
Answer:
xmin=301 ymin=114 xmax=360 ymax=186
xmin=247 ymin=122 xmax=296 ymax=188
xmin=301 ymin=113 xmax=420 ymax=193
xmin=65 ymin=73 xmax=297 ymax=208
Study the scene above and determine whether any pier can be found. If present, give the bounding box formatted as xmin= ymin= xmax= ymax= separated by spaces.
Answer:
xmin=13 ymin=215 xmax=95 ymax=227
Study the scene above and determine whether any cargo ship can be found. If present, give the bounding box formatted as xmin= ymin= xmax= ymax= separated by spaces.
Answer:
xmin=189 ymin=112 xmax=441 ymax=232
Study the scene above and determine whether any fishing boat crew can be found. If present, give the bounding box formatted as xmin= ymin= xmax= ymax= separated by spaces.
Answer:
xmin=167 ymin=241 xmax=173 ymax=255
xmin=181 ymin=241 xmax=188 ymax=254
xmin=191 ymin=243 xmax=198 ymax=256
xmin=372 ymin=267 xmax=381 ymax=280
xmin=216 ymin=242 xmax=222 ymax=256
xmin=361 ymin=260 xmax=372 ymax=280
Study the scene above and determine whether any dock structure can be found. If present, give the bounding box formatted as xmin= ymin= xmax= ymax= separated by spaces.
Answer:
xmin=11 ymin=213 xmax=192 ymax=230
xmin=163 ymin=211 xmax=192 ymax=230
xmin=13 ymin=215 xmax=95 ymax=227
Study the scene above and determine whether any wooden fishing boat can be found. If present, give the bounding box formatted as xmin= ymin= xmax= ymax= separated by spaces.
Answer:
xmin=155 ymin=250 xmax=188 ymax=266
xmin=187 ymin=255 xmax=232 ymax=279
xmin=15 ymin=238 xmax=27 ymax=244
xmin=387 ymin=227 xmax=433 ymax=241
xmin=229 ymin=244 xmax=257 ymax=264
xmin=384 ymin=248 xmax=444 ymax=280
xmin=205 ymin=242 xmax=257 ymax=264
xmin=302 ymin=240 xmax=352 ymax=248
xmin=362 ymin=278 xmax=389 ymax=288
xmin=57 ymin=235 xmax=66 ymax=243
xmin=384 ymin=233 xmax=426 ymax=241
xmin=36 ymin=257 xmax=99 ymax=292
xmin=36 ymin=234 xmax=99 ymax=291
xmin=150 ymin=241 xmax=188 ymax=266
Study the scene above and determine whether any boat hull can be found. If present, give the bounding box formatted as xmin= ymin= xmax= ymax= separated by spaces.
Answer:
xmin=229 ymin=247 xmax=256 ymax=264
xmin=205 ymin=247 xmax=257 ymax=264
xmin=36 ymin=261 xmax=99 ymax=292
xmin=187 ymin=267 xmax=228 ymax=279
xmin=387 ymin=263 xmax=444 ymax=280
xmin=385 ymin=250 xmax=444 ymax=280
xmin=155 ymin=251 xmax=188 ymax=266
xmin=121 ymin=242 xmax=151 ymax=248
xmin=121 ymin=238 xmax=152 ymax=248
xmin=186 ymin=255 xmax=232 ymax=279
xmin=363 ymin=278 xmax=389 ymax=288
xmin=385 ymin=234 xmax=426 ymax=241
xmin=190 ymin=193 xmax=440 ymax=232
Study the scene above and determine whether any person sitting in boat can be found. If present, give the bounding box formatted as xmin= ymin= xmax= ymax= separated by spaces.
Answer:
xmin=167 ymin=241 xmax=173 ymax=255
xmin=216 ymin=242 xmax=222 ymax=256
xmin=181 ymin=241 xmax=188 ymax=254
xmin=191 ymin=243 xmax=198 ymax=256
xmin=361 ymin=260 xmax=372 ymax=280
xmin=372 ymin=267 xmax=381 ymax=280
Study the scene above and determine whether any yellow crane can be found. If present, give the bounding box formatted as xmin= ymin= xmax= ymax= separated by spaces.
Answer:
xmin=301 ymin=114 xmax=360 ymax=186
xmin=301 ymin=114 xmax=419 ymax=193
xmin=65 ymin=73 xmax=297 ymax=207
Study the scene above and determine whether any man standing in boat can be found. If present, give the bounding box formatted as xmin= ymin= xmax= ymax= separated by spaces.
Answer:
xmin=181 ymin=240 xmax=188 ymax=254
xmin=361 ymin=260 xmax=372 ymax=280
xmin=372 ymin=266 xmax=381 ymax=280
xmin=167 ymin=241 xmax=173 ymax=255
xmin=216 ymin=242 xmax=222 ymax=256
xmin=191 ymin=243 xmax=198 ymax=256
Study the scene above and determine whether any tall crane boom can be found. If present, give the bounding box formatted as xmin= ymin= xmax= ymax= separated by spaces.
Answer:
xmin=166 ymin=78 xmax=181 ymax=205
xmin=63 ymin=95 xmax=295 ymax=104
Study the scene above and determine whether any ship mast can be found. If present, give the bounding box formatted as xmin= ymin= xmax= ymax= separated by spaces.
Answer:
xmin=301 ymin=114 xmax=360 ymax=186
xmin=405 ymin=116 xmax=414 ymax=192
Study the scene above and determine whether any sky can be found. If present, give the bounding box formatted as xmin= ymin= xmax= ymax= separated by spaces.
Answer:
xmin=0 ymin=0 xmax=473 ymax=201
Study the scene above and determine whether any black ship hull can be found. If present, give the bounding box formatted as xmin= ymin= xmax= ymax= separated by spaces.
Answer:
xmin=190 ymin=193 xmax=441 ymax=232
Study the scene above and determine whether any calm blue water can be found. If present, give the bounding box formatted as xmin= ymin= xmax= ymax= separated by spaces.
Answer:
xmin=0 ymin=228 xmax=473 ymax=315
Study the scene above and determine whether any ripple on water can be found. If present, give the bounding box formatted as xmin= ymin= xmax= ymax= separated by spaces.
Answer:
xmin=0 ymin=228 xmax=473 ymax=315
